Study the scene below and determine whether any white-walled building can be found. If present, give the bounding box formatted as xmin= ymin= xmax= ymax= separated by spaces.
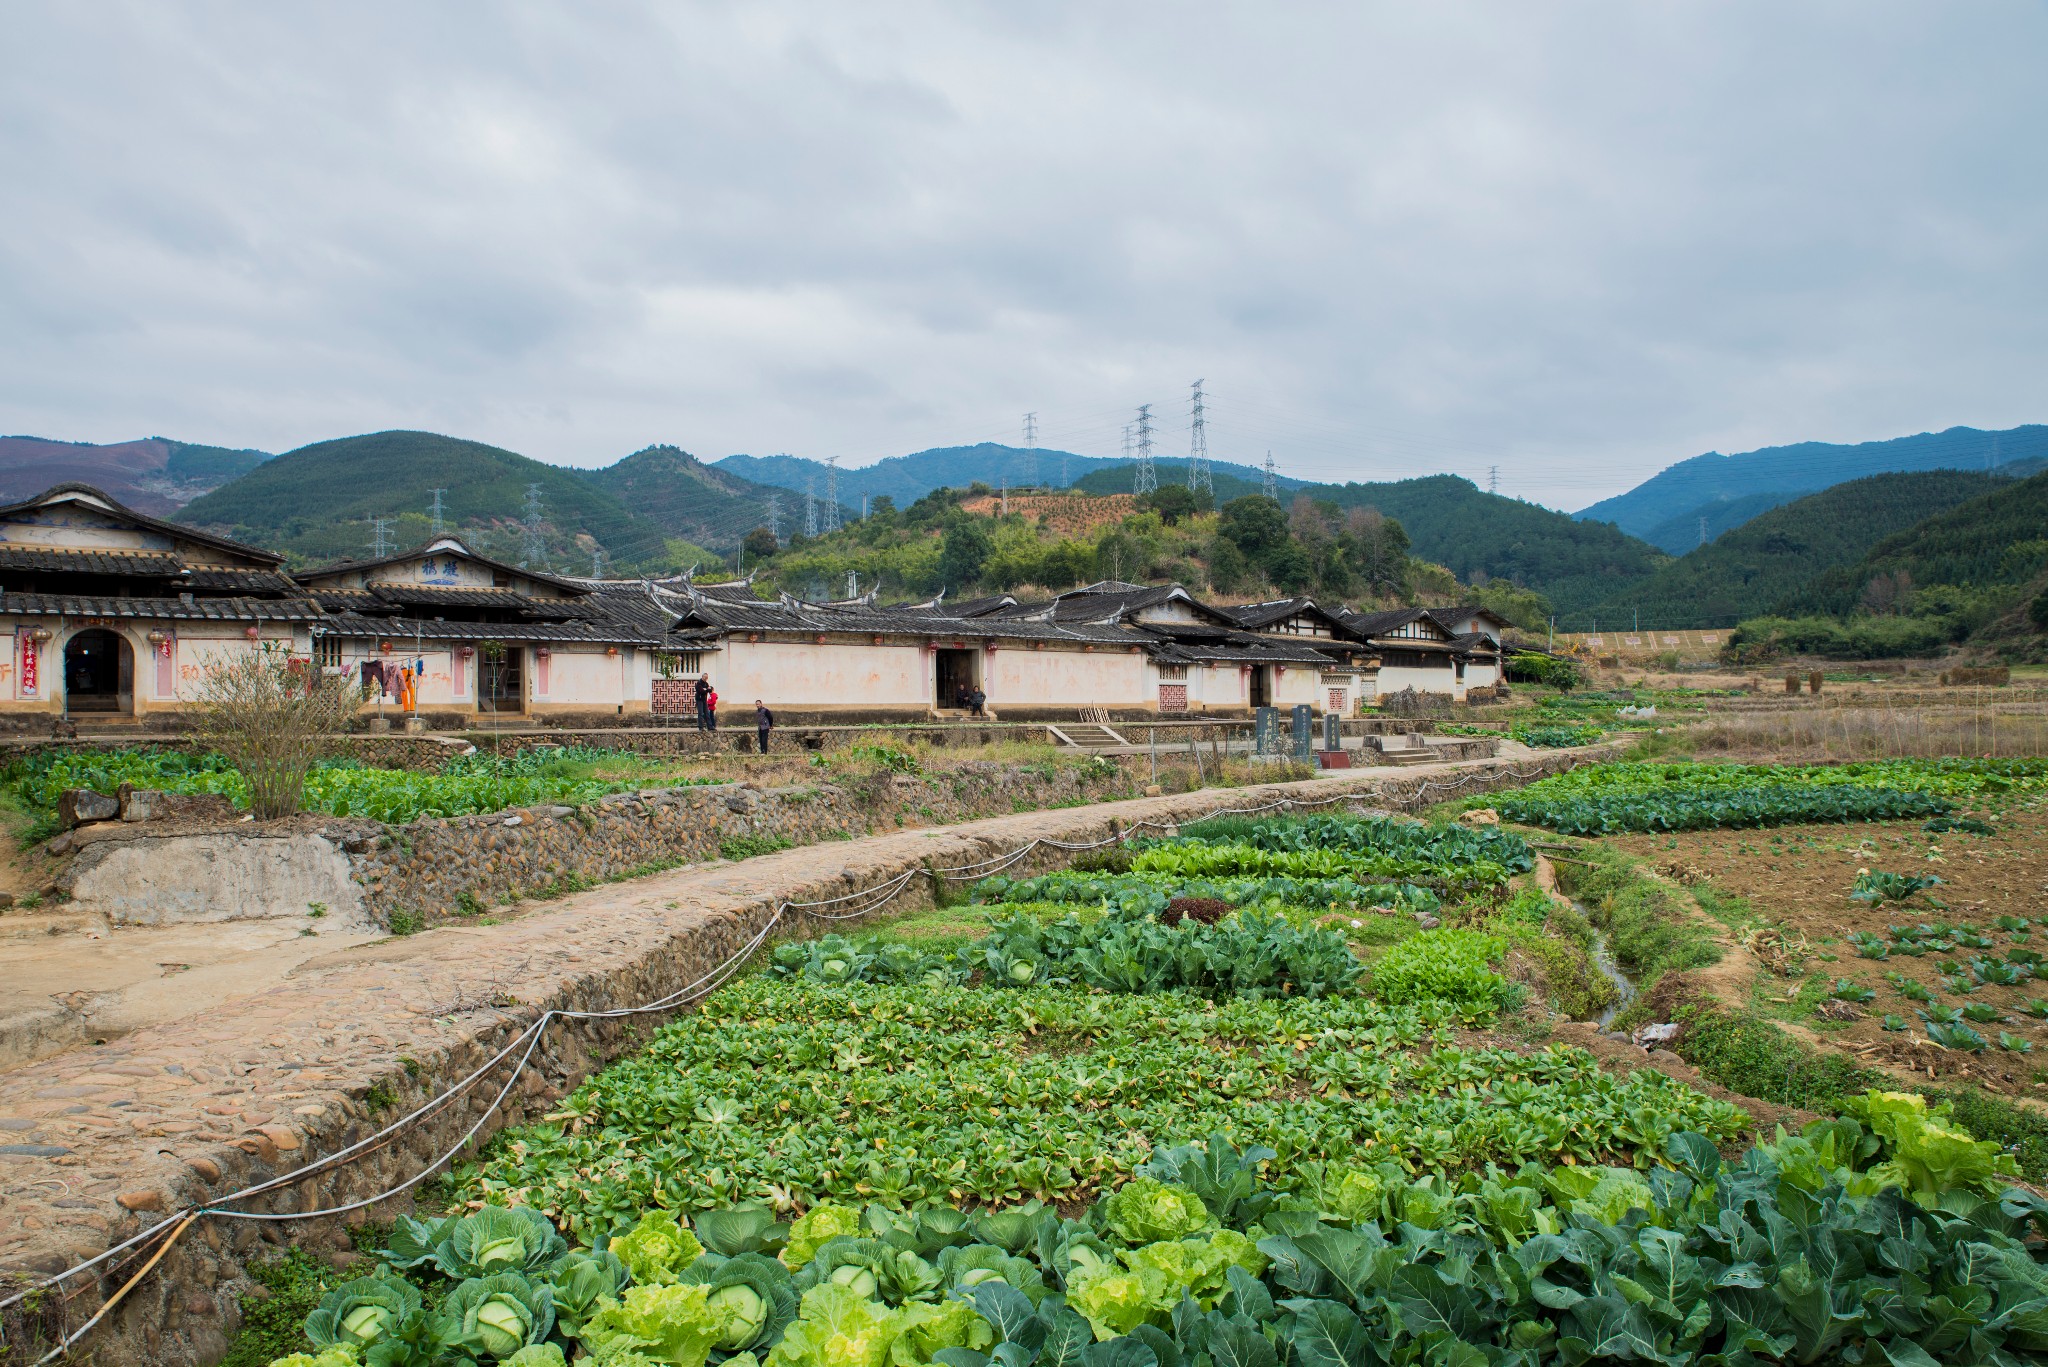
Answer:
xmin=0 ymin=484 xmax=1514 ymax=724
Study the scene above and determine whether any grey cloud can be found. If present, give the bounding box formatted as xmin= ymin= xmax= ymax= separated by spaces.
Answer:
xmin=0 ymin=1 xmax=2042 ymax=505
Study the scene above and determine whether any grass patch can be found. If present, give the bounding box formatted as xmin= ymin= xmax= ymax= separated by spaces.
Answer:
xmin=718 ymin=833 xmax=794 ymax=861
xmin=220 ymin=1250 xmax=332 ymax=1367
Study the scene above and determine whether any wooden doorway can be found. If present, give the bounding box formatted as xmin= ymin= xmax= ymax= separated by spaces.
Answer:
xmin=1248 ymin=665 xmax=1272 ymax=709
xmin=935 ymin=648 xmax=978 ymax=710
xmin=480 ymin=646 xmax=524 ymax=713
xmin=64 ymin=629 xmax=132 ymax=714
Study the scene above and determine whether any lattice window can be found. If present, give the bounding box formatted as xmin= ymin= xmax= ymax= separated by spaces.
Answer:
xmin=655 ymin=651 xmax=703 ymax=678
xmin=1159 ymin=683 xmax=1189 ymax=712
xmin=314 ymin=635 xmax=342 ymax=669
xmin=1157 ymin=663 xmax=1188 ymax=680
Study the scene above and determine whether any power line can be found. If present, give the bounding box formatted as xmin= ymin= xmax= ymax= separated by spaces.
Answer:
xmin=370 ymin=517 xmax=395 ymax=558
xmin=1022 ymin=412 xmax=1038 ymax=488
xmin=1187 ymin=380 xmax=1211 ymax=494
xmin=1132 ymin=403 xmax=1156 ymax=495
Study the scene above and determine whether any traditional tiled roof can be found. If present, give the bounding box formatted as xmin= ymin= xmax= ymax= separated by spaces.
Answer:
xmin=0 ymin=545 xmax=185 ymax=577
xmin=180 ymin=568 xmax=303 ymax=594
xmin=0 ymin=592 xmax=326 ymax=621
xmin=0 ymin=483 xmax=287 ymax=566
xmin=1448 ymin=631 xmax=1500 ymax=657
xmin=317 ymin=613 xmax=666 ymax=645
xmin=296 ymin=537 xmax=588 ymax=594
xmin=1338 ymin=606 xmax=1434 ymax=635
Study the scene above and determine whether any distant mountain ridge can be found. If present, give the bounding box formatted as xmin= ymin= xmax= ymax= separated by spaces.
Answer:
xmin=1577 ymin=424 xmax=2048 ymax=544
xmin=1585 ymin=469 xmax=2021 ymax=629
xmin=0 ymin=435 xmax=270 ymax=515
xmin=175 ymin=431 xmax=794 ymax=573
xmin=715 ymin=443 xmax=1302 ymax=507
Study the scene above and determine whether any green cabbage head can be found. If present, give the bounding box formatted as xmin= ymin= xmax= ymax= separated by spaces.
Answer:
xmin=764 ymin=1284 xmax=899 ymax=1367
xmin=264 ymin=1350 xmax=361 ymax=1367
xmin=782 ymin=1204 xmax=862 ymax=1271
xmin=690 ymin=1252 xmax=798 ymax=1350
xmin=579 ymin=1282 xmax=728 ymax=1367
xmin=610 ymin=1210 xmax=709 ymax=1287
xmin=304 ymin=1272 xmax=422 ymax=1350
xmin=501 ymin=1348 xmax=570 ymax=1367
xmin=1100 ymin=1178 xmax=1211 ymax=1245
xmin=886 ymin=1297 xmax=994 ymax=1367
xmin=434 ymin=1206 xmax=568 ymax=1279
xmin=442 ymin=1271 xmax=555 ymax=1359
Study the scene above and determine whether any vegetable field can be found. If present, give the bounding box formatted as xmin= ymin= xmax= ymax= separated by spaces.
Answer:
xmin=1493 ymin=758 xmax=2048 ymax=834
xmin=0 ymin=746 xmax=722 ymax=833
xmin=230 ymin=794 xmax=2048 ymax=1366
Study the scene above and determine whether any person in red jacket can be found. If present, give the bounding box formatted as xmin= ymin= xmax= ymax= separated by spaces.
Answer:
xmin=704 ymin=687 xmax=718 ymax=731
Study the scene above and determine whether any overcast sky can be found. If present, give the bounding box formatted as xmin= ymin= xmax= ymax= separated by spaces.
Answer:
xmin=2 ymin=3 xmax=2043 ymax=510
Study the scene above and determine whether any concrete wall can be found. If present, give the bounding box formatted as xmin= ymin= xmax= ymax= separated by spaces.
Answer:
xmin=67 ymin=832 xmax=373 ymax=931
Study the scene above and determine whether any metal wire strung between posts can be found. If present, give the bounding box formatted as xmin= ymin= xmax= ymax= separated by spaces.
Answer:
xmin=0 ymin=751 xmax=1578 ymax=1361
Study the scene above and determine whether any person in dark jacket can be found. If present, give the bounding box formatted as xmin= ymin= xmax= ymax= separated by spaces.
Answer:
xmin=968 ymin=686 xmax=986 ymax=717
xmin=693 ymin=676 xmax=712 ymax=731
xmin=754 ymin=700 xmax=773 ymax=753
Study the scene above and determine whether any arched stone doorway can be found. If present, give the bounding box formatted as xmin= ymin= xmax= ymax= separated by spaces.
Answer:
xmin=64 ymin=628 xmax=133 ymax=715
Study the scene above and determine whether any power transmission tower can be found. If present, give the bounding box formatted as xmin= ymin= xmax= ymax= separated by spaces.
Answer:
xmin=1698 ymin=515 xmax=1709 ymax=548
xmin=1486 ymin=465 xmax=1499 ymax=495
xmin=1186 ymin=381 xmax=1211 ymax=493
xmin=428 ymin=488 xmax=447 ymax=536
xmin=1121 ymin=424 xmax=1135 ymax=491
xmin=1022 ymin=412 xmax=1038 ymax=488
xmin=803 ymin=480 xmax=819 ymax=538
xmin=1132 ymin=404 xmax=1157 ymax=495
xmin=823 ymin=457 xmax=842 ymax=533
xmin=1262 ymin=452 xmax=1277 ymax=502
xmin=846 ymin=570 xmax=858 ymax=599
xmin=370 ymin=517 xmax=395 ymax=558
xmin=765 ymin=492 xmax=782 ymax=542
xmin=861 ymin=494 xmax=870 ymax=521
xmin=520 ymin=483 xmax=550 ymax=569
xmin=590 ymin=547 xmax=607 ymax=578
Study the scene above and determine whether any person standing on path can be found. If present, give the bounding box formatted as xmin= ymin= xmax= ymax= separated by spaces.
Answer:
xmin=693 ymin=675 xmax=712 ymax=731
xmin=754 ymin=700 xmax=773 ymax=753
xmin=704 ymin=687 xmax=719 ymax=731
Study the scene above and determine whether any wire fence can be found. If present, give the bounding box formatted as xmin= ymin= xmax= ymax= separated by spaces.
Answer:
xmin=0 ymin=753 xmax=1574 ymax=1365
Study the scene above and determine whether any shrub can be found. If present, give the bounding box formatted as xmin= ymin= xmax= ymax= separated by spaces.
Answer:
xmin=190 ymin=643 xmax=365 ymax=818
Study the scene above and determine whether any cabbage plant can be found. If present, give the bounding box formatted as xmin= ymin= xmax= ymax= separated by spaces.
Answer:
xmin=441 ymin=1272 xmax=555 ymax=1359
xmin=433 ymin=1206 xmax=568 ymax=1280
xmin=303 ymin=1271 xmax=422 ymax=1350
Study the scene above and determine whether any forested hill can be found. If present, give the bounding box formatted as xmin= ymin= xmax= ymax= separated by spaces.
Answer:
xmin=0 ymin=435 xmax=269 ymax=514
xmin=1775 ymin=470 xmax=2048 ymax=619
xmin=177 ymin=431 xmax=681 ymax=571
xmin=1077 ymin=467 xmax=1665 ymax=619
xmin=1585 ymin=469 xmax=2018 ymax=629
xmin=1576 ymin=423 xmax=2048 ymax=544
xmin=716 ymin=443 xmax=1299 ymax=507
xmin=582 ymin=445 xmax=845 ymax=552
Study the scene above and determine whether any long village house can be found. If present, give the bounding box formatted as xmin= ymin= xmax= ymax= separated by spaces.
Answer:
xmin=0 ymin=484 xmax=1503 ymax=725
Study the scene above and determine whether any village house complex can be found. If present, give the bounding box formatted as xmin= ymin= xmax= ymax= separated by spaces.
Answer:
xmin=0 ymin=483 xmax=1504 ymax=724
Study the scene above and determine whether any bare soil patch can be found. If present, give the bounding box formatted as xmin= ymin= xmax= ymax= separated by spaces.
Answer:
xmin=1609 ymin=804 xmax=2048 ymax=1095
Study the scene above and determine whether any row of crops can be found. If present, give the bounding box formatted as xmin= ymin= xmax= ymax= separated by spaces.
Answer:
xmin=1 ymin=746 xmax=721 ymax=832
xmin=1492 ymin=757 xmax=2048 ymax=834
xmin=248 ymin=799 xmax=2048 ymax=1366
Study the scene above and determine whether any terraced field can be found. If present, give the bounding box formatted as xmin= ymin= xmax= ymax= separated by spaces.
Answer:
xmin=233 ymin=797 xmax=2048 ymax=1367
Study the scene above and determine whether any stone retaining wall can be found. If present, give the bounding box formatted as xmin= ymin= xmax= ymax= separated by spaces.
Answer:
xmin=351 ymin=761 xmax=1126 ymax=926
xmin=0 ymin=748 xmax=1604 ymax=1367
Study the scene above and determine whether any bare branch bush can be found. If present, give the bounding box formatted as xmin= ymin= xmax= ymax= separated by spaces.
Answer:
xmin=191 ymin=642 xmax=364 ymax=819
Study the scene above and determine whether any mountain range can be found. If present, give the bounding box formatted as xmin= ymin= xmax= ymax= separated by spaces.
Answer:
xmin=0 ymin=434 xmax=269 ymax=515
xmin=1575 ymin=424 xmax=2048 ymax=553
xmin=175 ymin=431 xmax=811 ymax=573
